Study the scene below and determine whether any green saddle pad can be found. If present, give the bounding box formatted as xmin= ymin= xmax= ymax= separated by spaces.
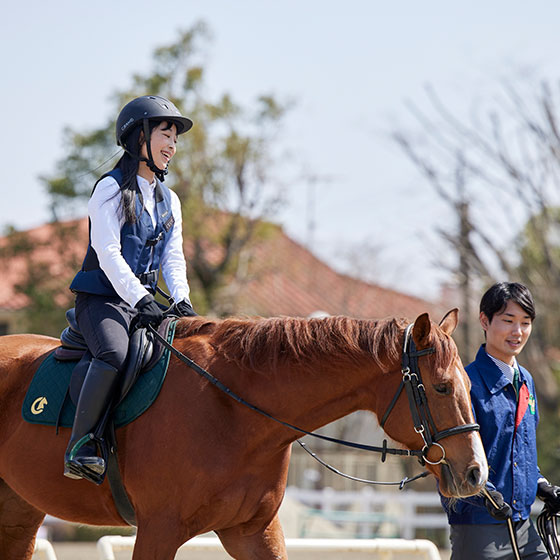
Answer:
xmin=22 ymin=322 xmax=177 ymax=428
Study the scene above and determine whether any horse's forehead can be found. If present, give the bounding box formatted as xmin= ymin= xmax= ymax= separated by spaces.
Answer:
xmin=433 ymin=358 xmax=467 ymax=385
xmin=428 ymin=337 xmax=458 ymax=379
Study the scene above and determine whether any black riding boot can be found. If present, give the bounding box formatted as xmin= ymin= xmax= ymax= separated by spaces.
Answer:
xmin=64 ymin=358 xmax=119 ymax=483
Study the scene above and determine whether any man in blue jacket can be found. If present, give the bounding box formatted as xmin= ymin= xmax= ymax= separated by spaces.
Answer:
xmin=442 ymin=282 xmax=560 ymax=559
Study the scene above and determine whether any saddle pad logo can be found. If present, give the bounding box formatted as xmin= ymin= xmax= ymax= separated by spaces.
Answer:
xmin=31 ymin=396 xmax=48 ymax=415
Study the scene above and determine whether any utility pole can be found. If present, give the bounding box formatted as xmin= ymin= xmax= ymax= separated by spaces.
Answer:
xmin=455 ymin=158 xmax=474 ymax=360
xmin=302 ymin=171 xmax=337 ymax=253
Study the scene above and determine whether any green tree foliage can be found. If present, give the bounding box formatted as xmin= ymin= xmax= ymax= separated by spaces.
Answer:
xmin=42 ymin=22 xmax=291 ymax=314
xmin=0 ymin=223 xmax=81 ymax=336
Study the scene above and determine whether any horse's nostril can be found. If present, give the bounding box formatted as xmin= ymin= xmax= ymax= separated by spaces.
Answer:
xmin=466 ymin=465 xmax=483 ymax=488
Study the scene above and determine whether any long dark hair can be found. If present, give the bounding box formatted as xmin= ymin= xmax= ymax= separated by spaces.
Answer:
xmin=98 ymin=119 xmax=174 ymax=224
xmin=112 ymin=124 xmax=143 ymax=224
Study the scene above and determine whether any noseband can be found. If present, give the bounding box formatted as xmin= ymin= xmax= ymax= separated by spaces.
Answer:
xmin=380 ymin=323 xmax=480 ymax=465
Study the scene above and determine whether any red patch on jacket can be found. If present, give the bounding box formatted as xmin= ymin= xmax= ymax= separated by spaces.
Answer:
xmin=515 ymin=384 xmax=530 ymax=430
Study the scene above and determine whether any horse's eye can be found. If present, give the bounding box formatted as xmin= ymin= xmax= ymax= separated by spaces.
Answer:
xmin=434 ymin=383 xmax=451 ymax=395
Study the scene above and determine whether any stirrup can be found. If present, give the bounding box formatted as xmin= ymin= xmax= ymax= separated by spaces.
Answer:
xmin=64 ymin=459 xmax=106 ymax=485
xmin=64 ymin=434 xmax=106 ymax=485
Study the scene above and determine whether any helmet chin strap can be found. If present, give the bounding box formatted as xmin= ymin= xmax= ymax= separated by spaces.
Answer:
xmin=121 ymin=120 xmax=169 ymax=182
xmin=142 ymin=119 xmax=168 ymax=182
xmin=122 ymin=147 xmax=167 ymax=180
xmin=145 ymin=158 xmax=168 ymax=182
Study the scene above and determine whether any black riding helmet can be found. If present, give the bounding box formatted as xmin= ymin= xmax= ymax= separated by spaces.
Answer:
xmin=116 ymin=95 xmax=193 ymax=181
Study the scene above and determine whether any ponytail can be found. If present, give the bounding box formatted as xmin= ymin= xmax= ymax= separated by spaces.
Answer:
xmin=108 ymin=125 xmax=144 ymax=224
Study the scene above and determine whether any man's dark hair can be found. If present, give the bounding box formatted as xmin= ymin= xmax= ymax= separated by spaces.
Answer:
xmin=480 ymin=282 xmax=536 ymax=323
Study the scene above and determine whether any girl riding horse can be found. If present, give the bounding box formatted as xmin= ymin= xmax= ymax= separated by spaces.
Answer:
xmin=64 ymin=95 xmax=197 ymax=482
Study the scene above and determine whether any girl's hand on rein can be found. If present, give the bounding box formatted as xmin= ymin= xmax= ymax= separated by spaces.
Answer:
xmin=135 ymin=294 xmax=164 ymax=327
xmin=174 ymin=300 xmax=198 ymax=317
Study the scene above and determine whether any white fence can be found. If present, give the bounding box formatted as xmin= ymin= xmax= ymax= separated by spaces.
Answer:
xmin=97 ymin=535 xmax=441 ymax=560
xmin=286 ymin=486 xmax=448 ymax=540
xmin=33 ymin=539 xmax=58 ymax=560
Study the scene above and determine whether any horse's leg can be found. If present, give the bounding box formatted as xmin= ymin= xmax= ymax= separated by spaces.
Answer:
xmin=217 ymin=513 xmax=287 ymax=560
xmin=131 ymin=516 xmax=185 ymax=560
xmin=0 ymin=479 xmax=46 ymax=560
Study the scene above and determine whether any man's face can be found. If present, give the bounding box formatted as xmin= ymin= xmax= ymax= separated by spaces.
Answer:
xmin=480 ymin=300 xmax=532 ymax=366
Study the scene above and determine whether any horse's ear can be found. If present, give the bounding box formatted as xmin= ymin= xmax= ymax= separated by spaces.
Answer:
xmin=439 ymin=308 xmax=459 ymax=335
xmin=412 ymin=313 xmax=431 ymax=349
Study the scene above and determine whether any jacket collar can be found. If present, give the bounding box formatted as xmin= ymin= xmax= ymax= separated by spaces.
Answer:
xmin=475 ymin=344 xmax=512 ymax=395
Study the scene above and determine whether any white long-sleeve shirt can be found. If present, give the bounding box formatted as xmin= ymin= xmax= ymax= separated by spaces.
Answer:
xmin=88 ymin=174 xmax=191 ymax=308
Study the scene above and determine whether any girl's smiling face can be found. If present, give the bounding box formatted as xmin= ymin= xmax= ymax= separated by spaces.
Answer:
xmin=140 ymin=121 xmax=178 ymax=171
xmin=480 ymin=300 xmax=532 ymax=366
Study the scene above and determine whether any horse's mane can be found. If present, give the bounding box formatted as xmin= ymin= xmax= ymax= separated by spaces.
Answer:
xmin=174 ymin=315 xmax=455 ymax=374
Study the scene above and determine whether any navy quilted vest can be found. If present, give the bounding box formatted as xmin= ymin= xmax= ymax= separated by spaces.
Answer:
xmin=70 ymin=169 xmax=175 ymax=297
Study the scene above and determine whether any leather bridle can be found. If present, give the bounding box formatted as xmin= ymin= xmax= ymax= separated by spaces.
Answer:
xmin=380 ymin=323 xmax=480 ymax=465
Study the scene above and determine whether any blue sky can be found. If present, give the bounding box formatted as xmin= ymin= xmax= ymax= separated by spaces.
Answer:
xmin=2 ymin=1 xmax=558 ymax=298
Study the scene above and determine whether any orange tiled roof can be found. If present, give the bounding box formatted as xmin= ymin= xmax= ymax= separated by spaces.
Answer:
xmin=0 ymin=218 xmax=441 ymax=321
xmin=228 ymin=230 xmax=442 ymax=320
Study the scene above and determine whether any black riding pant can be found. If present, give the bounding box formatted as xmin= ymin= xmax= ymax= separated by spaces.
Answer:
xmin=75 ymin=293 xmax=137 ymax=372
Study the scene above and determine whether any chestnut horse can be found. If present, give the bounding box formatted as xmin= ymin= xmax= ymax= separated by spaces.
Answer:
xmin=0 ymin=309 xmax=487 ymax=559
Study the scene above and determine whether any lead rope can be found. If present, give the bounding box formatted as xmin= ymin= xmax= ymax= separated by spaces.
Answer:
xmin=481 ymin=487 xmax=522 ymax=560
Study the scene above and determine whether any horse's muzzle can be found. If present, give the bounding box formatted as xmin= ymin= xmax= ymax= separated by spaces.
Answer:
xmin=439 ymin=460 xmax=487 ymax=498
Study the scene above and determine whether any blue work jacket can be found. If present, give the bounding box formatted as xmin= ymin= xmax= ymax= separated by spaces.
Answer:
xmin=441 ymin=345 xmax=540 ymax=524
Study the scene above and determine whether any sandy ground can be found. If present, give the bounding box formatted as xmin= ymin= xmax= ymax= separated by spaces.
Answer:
xmin=37 ymin=541 xmax=451 ymax=560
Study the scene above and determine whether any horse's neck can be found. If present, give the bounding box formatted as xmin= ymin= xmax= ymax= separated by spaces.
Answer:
xmin=260 ymin=353 xmax=393 ymax=437
xmin=185 ymin=316 xmax=404 ymax=439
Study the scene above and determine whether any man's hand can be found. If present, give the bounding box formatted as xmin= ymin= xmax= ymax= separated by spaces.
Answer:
xmin=484 ymin=489 xmax=513 ymax=521
xmin=538 ymin=480 xmax=560 ymax=513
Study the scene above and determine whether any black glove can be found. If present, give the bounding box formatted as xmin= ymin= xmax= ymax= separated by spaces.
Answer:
xmin=484 ymin=489 xmax=513 ymax=521
xmin=538 ymin=481 xmax=560 ymax=513
xmin=135 ymin=294 xmax=164 ymax=327
xmin=174 ymin=300 xmax=198 ymax=317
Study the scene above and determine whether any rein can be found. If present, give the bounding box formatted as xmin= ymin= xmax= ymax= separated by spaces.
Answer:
xmin=537 ymin=504 xmax=560 ymax=560
xmin=147 ymin=321 xmax=479 ymax=486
